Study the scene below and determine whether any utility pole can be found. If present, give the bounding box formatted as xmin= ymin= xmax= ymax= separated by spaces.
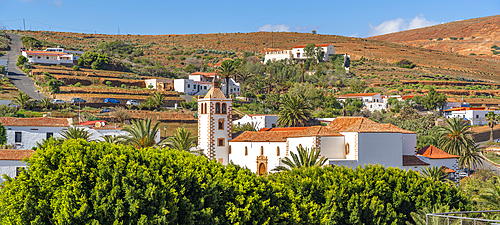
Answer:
xmin=118 ymin=27 xmax=120 ymax=35
xmin=23 ymin=18 xmax=25 ymax=31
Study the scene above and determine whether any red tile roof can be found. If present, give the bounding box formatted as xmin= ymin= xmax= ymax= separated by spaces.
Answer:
xmin=203 ymin=87 xmax=226 ymax=99
xmin=248 ymin=114 xmax=277 ymax=117
xmin=327 ymin=117 xmax=402 ymax=133
xmin=190 ymin=72 xmax=216 ymax=77
xmin=443 ymin=107 xmax=490 ymax=112
xmin=379 ymin=124 xmax=416 ymax=134
xmin=0 ymin=149 xmax=34 ymax=160
xmin=0 ymin=117 xmax=72 ymax=127
xmin=80 ymin=120 xmax=106 ymax=126
xmin=417 ymin=145 xmax=460 ymax=159
xmin=442 ymin=166 xmax=456 ymax=173
xmin=231 ymin=126 xmax=342 ymax=142
xmin=402 ymin=95 xmax=421 ymax=100
xmin=194 ymin=81 xmax=212 ymax=84
xmin=24 ymin=51 xmax=71 ymax=56
xmin=403 ymin=155 xmax=429 ymax=166
xmin=293 ymin=44 xmax=332 ymax=48
xmin=338 ymin=93 xmax=381 ymax=98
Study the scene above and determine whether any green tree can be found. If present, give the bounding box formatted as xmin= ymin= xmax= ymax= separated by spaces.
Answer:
xmin=16 ymin=55 xmax=28 ymax=67
xmin=421 ymin=87 xmax=447 ymax=111
xmin=0 ymin=122 xmax=6 ymax=145
xmin=273 ymin=146 xmax=327 ymax=171
xmin=162 ymin=127 xmax=197 ymax=151
xmin=122 ymin=118 xmax=161 ymax=148
xmin=474 ymin=177 xmax=500 ymax=210
xmin=47 ymin=79 xmax=63 ymax=93
xmin=348 ymin=78 xmax=367 ymax=93
xmin=10 ymin=92 xmax=32 ymax=109
xmin=39 ymin=97 xmax=53 ymax=110
xmin=218 ymin=60 xmax=237 ymax=97
xmin=315 ymin=46 xmax=325 ymax=62
xmin=277 ymin=94 xmax=312 ymax=127
xmin=437 ymin=118 xmax=474 ymax=156
xmin=459 ymin=144 xmax=483 ymax=176
xmin=303 ymin=43 xmax=316 ymax=59
xmin=60 ymin=127 xmax=92 ymax=140
xmin=91 ymin=54 xmax=110 ymax=70
xmin=233 ymin=121 xmax=259 ymax=133
xmin=151 ymin=92 xmax=165 ymax=109
xmin=420 ymin=166 xmax=451 ymax=183
xmin=486 ymin=111 xmax=499 ymax=142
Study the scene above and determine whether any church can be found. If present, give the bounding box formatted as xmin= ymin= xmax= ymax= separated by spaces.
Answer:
xmin=197 ymin=87 xmax=459 ymax=180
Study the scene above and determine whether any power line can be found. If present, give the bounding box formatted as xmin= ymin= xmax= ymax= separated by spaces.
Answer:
xmin=24 ymin=19 xmax=97 ymax=33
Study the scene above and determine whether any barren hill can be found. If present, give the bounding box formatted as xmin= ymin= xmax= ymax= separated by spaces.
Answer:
xmin=368 ymin=15 xmax=500 ymax=58
xmin=13 ymin=29 xmax=500 ymax=82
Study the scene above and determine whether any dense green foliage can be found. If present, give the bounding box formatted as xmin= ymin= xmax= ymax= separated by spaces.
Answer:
xmin=0 ymin=122 xmax=6 ymax=145
xmin=395 ymin=59 xmax=416 ymax=69
xmin=277 ymin=94 xmax=312 ymax=127
xmin=421 ymin=87 xmax=447 ymax=111
xmin=79 ymin=52 xmax=110 ymax=70
xmin=20 ymin=36 xmax=41 ymax=49
xmin=0 ymin=139 xmax=472 ymax=224
xmin=16 ymin=55 xmax=27 ymax=66
xmin=273 ymin=146 xmax=327 ymax=171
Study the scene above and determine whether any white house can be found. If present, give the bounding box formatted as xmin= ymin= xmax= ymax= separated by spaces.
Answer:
xmin=174 ymin=72 xmax=240 ymax=96
xmin=22 ymin=50 xmax=75 ymax=65
xmin=443 ymin=107 xmax=498 ymax=125
xmin=264 ymin=44 xmax=335 ymax=63
xmin=144 ymin=78 xmax=174 ymax=91
xmin=0 ymin=149 xmax=34 ymax=183
xmin=338 ymin=93 xmax=386 ymax=112
xmin=197 ymin=87 xmax=457 ymax=177
xmin=233 ymin=114 xmax=279 ymax=130
xmin=416 ymin=145 xmax=460 ymax=182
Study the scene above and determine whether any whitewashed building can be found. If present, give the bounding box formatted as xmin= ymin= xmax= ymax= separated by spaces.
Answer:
xmin=22 ymin=50 xmax=75 ymax=65
xmin=0 ymin=149 xmax=34 ymax=183
xmin=338 ymin=93 xmax=386 ymax=112
xmin=173 ymin=72 xmax=240 ymax=96
xmin=416 ymin=145 xmax=460 ymax=182
xmin=233 ymin=114 xmax=278 ymax=130
xmin=264 ymin=44 xmax=336 ymax=64
xmin=144 ymin=78 xmax=174 ymax=91
xmin=443 ymin=107 xmax=498 ymax=125
xmin=198 ymin=87 xmax=456 ymax=177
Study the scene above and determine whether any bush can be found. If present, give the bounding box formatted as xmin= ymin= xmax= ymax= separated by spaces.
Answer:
xmin=395 ymin=59 xmax=416 ymax=69
xmin=121 ymin=84 xmax=127 ymax=88
xmin=105 ymin=81 xmax=112 ymax=86
xmin=74 ymin=82 xmax=82 ymax=87
xmin=72 ymin=65 xmax=79 ymax=71
xmin=16 ymin=55 xmax=28 ymax=66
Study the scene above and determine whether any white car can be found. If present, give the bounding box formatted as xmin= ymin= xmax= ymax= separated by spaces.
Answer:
xmin=126 ymin=100 xmax=140 ymax=106
xmin=51 ymin=99 xmax=67 ymax=104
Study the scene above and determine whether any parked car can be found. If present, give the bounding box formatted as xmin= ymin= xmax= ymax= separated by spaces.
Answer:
xmin=104 ymin=98 xmax=120 ymax=104
xmin=70 ymin=98 xmax=87 ymax=103
xmin=100 ymin=108 xmax=115 ymax=113
xmin=126 ymin=100 xmax=139 ymax=106
xmin=20 ymin=47 xmax=25 ymax=52
xmin=51 ymin=99 xmax=67 ymax=104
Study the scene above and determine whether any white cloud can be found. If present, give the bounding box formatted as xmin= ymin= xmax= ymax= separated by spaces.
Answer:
xmin=367 ymin=14 xmax=437 ymax=36
xmin=258 ymin=24 xmax=290 ymax=32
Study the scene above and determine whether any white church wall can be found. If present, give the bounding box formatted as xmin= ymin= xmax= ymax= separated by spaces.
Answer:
xmin=287 ymin=137 xmax=316 ymax=153
xmin=358 ymin=133 xmax=402 ymax=168
xmin=402 ymin=133 xmax=417 ymax=155
xmin=319 ymin=136 xmax=345 ymax=159
xmin=340 ymin=132 xmax=358 ymax=160
xmin=228 ymin=141 xmax=286 ymax=173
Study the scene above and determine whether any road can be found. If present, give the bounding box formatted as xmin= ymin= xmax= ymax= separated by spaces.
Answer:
xmin=0 ymin=33 xmax=45 ymax=100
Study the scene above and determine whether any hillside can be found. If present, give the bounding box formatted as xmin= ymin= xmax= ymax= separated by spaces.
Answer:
xmin=12 ymin=30 xmax=500 ymax=83
xmin=368 ymin=15 xmax=500 ymax=58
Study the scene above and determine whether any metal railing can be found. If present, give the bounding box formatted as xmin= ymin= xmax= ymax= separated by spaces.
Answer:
xmin=426 ymin=210 xmax=500 ymax=225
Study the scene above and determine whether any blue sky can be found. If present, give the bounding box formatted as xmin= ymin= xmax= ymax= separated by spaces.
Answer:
xmin=0 ymin=0 xmax=499 ymax=37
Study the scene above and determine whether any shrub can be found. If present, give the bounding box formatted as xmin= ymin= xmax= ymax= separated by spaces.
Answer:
xmin=74 ymin=82 xmax=82 ymax=87
xmin=179 ymin=56 xmax=186 ymax=60
xmin=72 ymin=65 xmax=80 ymax=71
xmin=148 ymin=84 xmax=154 ymax=89
xmin=395 ymin=59 xmax=416 ymax=69
xmin=105 ymin=81 xmax=112 ymax=86
xmin=16 ymin=55 xmax=28 ymax=66
xmin=121 ymin=84 xmax=127 ymax=88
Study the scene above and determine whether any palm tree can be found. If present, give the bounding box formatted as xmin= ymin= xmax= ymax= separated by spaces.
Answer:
xmin=218 ymin=60 xmax=237 ymax=97
xmin=486 ymin=111 xmax=499 ymax=142
xmin=10 ymin=92 xmax=32 ymax=109
xmin=459 ymin=144 xmax=483 ymax=176
xmin=60 ymin=127 xmax=92 ymax=140
xmin=406 ymin=203 xmax=452 ymax=225
xmin=121 ymin=118 xmax=161 ymax=148
xmin=277 ymin=95 xmax=311 ymax=127
xmin=151 ymin=92 xmax=165 ymax=109
xmin=272 ymin=146 xmax=327 ymax=172
xmin=39 ymin=97 xmax=53 ymax=110
xmin=420 ymin=166 xmax=452 ymax=183
xmin=437 ymin=118 xmax=475 ymax=156
xmin=161 ymin=127 xmax=197 ymax=151
xmin=100 ymin=135 xmax=126 ymax=144
xmin=233 ymin=121 xmax=259 ymax=133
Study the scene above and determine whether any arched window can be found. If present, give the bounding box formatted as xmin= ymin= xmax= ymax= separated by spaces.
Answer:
xmin=201 ymin=103 xmax=204 ymax=114
xmin=222 ymin=103 xmax=227 ymax=114
xmin=215 ymin=103 xmax=220 ymax=114
xmin=261 ymin=146 xmax=264 ymax=155
xmin=345 ymin=143 xmax=350 ymax=155
xmin=277 ymin=146 xmax=280 ymax=156
xmin=204 ymin=103 xmax=207 ymax=114
xmin=218 ymin=119 xmax=224 ymax=130
xmin=245 ymin=146 xmax=248 ymax=156
xmin=229 ymin=145 xmax=232 ymax=154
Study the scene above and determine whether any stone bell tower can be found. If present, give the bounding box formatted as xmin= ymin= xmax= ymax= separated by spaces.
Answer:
xmin=197 ymin=86 xmax=232 ymax=165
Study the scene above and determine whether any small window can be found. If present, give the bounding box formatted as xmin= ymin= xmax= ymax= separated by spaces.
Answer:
xmin=218 ymin=119 xmax=224 ymax=130
xmin=15 ymin=132 xmax=22 ymax=143
xmin=277 ymin=146 xmax=280 ymax=156
xmin=245 ymin=146 xmax=248 ymax=156
xmin=218 ymin=158 xmax=223 ymax=163
xmin=187 ymin=84 xmax=190 ymax=88
xmin=217 ymin=138 xmax=224 ymax=147
xmin=229 ymin=145 xmax=232 ymax=154
xmin=222 ymin=103 xmax=227 ymax=114
xmin=272 ymin=124 xmax=276 ymax=128
xmin=37 ymin=56 xmax=41 ymax=59
xmin=215 ymin=103 xmax=220 ymax=114
xmin=46 ymin=57 xmax=49 ymax=59
xmin=261 ymin=146 xmax=264 ymax=155
xmin=204 ymin=86 xmax=207 ymax=90
xmin=345 ymin=143 xmax=350 ymax=155
xmin=476 ymin=115 xmax=479 ymax=118
xmin=46 ymin=132 xmax=53 ymax=139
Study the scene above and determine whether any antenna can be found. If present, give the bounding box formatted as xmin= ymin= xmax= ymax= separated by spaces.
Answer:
xmin=118 ymin=27 xmax=120 ymax=35
xmin=23 ymin=18 xmax=25 ymax=31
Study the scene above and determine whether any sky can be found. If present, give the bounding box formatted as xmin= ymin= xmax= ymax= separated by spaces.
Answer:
xmin=0 ymin=0 xmax=499 ymax=37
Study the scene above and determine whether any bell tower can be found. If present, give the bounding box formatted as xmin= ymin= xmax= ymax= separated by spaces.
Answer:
xmin=197 ymin=86 xmax=232 ymax=165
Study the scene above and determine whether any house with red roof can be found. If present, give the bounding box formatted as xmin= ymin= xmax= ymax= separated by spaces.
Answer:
xmin=22 ymin=47 xmax=75 ymax=65
xmin=338 ymin=93 xmax=386 ymax=112
xmin=264 ymin=44 xmax=336 ymax=64
xmin=170 ymin=72 xmax=240 ymax=96
xmin=0 ymin=149 xmax=34 ymax=183
xmin=443 ymin=107 xmax=499 ymax=125
xmin=417 ymin=145 xmax=460 ymax=181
